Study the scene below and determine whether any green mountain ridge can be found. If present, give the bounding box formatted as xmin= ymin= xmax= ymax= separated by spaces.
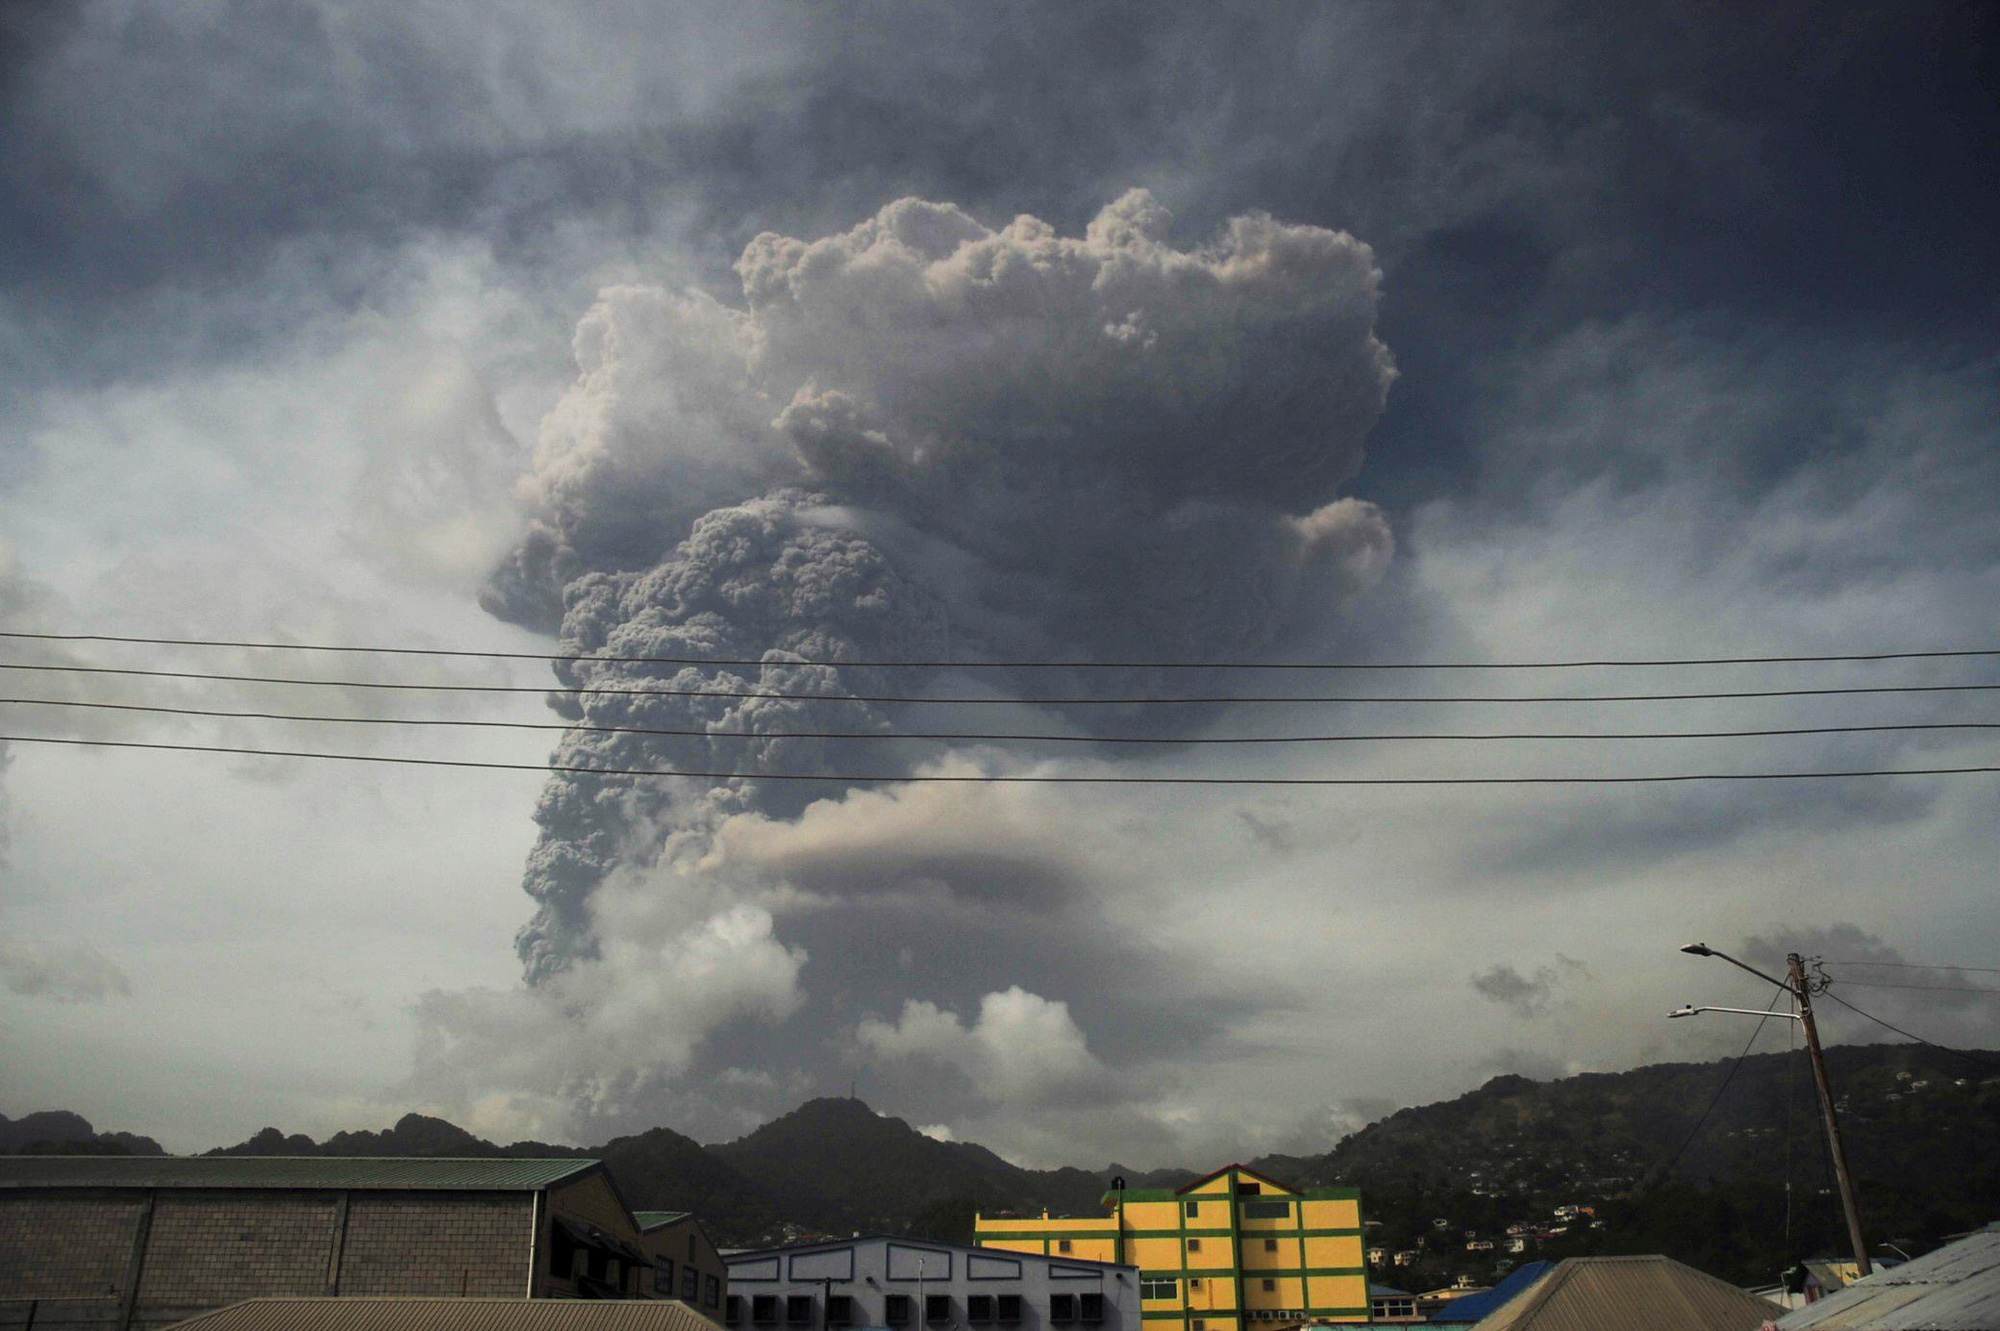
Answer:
xmin=16 ymin=1042 xmax=1996 ymax=1282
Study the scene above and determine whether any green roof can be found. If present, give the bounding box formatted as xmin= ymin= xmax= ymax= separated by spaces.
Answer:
xmin=634 ymin=1211 xmax=692 ymax=1232
xmin=0 ymin=1156 xmax=599 ymax=1192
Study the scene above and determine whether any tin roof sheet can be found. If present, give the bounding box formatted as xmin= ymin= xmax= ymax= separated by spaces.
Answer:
xmin=0 ymin=1155 xmax=598 ymax=1192
xmin=636 ymin=1210 xmax=693 ymax=1231
xmin=167 ymin=1298 xmax=720 ymax=1331
xmin=1775 ymin=1229 xmax=2000 ymax=1331
xmin=1429 ymin=1262 xmax=1555 ymax=1323
xmin=1471 ymin=1256 xmax=1781 ymax=1331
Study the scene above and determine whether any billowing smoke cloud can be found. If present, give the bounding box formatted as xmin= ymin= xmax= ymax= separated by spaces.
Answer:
xmin=0 ymin=939 xmax=132 ymax=1004
xmin=856 ymin=987 xmax=1110 ymax=1108
xmin=1470 ymin=956 xmax=1592 ymax=1019
xmin=430 ymin=191 xmax=1398 ymax=1140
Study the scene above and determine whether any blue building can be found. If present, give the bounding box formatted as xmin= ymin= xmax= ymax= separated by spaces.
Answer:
xmin=724 ymin=1237 xmax=1140 ymax=1331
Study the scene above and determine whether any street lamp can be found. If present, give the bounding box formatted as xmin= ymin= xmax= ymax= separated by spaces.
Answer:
xmin=1673 ymin=944 xmax=1871 ymax=1277
xmin=1668 ymin=1005 xmax=1802 ymax=1021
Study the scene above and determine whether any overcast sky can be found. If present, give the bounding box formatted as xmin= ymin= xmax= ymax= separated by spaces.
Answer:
xmin=2 ymin=1 xmax=1997 ymax=1166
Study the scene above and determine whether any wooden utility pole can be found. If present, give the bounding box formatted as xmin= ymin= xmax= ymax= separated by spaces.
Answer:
xmin=1789 ymin=952 xmax=1872 ymax=1278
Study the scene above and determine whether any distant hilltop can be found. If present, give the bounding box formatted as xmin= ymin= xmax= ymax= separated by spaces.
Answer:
xmin=0 ymin=1108 xmax=163 ymax=1156
xmin=13 ymin=1040 xmax=1998 ymax=1284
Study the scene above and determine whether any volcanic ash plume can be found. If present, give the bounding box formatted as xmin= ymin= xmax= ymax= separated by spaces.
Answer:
xmin=444 ymin=191 xmax=1398 ymax=1135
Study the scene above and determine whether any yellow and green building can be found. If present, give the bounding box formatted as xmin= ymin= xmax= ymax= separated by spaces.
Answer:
xmin=974 ymin=1165 xmax=1370 ymax=1330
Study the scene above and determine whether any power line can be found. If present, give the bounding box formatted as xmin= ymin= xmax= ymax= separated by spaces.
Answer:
xmin=1829 ymin=980 xmax=2000 ymax=997
xmin=1816 ymin=988 xmax=2000 ymax=1073
xmin=6 ymin=733 xmax=2000 ymax=785
xmin=1649 ymin=991 xmax=1786 ymax=1190
xmin=1825 ymin=959 xmax=2000 ymax=974
xmin=9 ymin=629 xmax=2000 ymax=671
xmin=10 ymin=696 xmax=2000 ymax=747
xmin=7 ymin=661 xmax=2000 ymax=706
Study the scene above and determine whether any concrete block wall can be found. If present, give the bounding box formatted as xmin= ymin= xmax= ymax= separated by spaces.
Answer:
xmin=137 ymin=1194 xmax=338 ymax=1307
xmin=1 ymin=1188 xmax=538 ymax=1327
xmin=0 ymin=1197 xmax=143 ymax=1301
xmin=338 ymin=1194 xmax=530 ymax=1297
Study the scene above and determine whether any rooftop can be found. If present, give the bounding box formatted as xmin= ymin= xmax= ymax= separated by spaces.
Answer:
xmin=1473 ymin=1256 xmax=1781 ymax=1331
xmin=1775 ymin=1227 xmax=2000 ymax=1331
xmin=0 ymin=1155 xmax=600 ymax=1192
xmin=165 ymin=1298 xmax=722 ymax=1330
xmin=635 ymin=1210 xmax=694 ymax=1232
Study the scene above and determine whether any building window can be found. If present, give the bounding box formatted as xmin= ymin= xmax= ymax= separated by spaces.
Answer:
xmin=753 ymin=1296 xmax=779 ymax=1325
xmin=708 ymin=1276 xmax=722 ymax=1308
xmin=686 ymin=1268 xmax=702 ymax=1300
xmin=926 ymin=1295 xmax=952 ymax=1324
xmin=788 ymin=1296 xmax=815 ymax=1325
xmin=1261 ymin=1280 xmax=1276 ymax=1293
xmin=1079 ymin=1294 xmax=1105 ymax=1324
xmin=969 ymin=1295 xmax=994 ymax=1324
xmin=827 ymin=1296 xmax=853 ymax=1326
xmin=1243 ymin=1202 xmax=1290 ymax=1220
xmin=1263 ymin=1240 xmax=1279 ymax=1252
xmin=655 ymin=1264 xmax=674 ymax=1295
xmin=1185 ymin=1202 xmax=1200 ymax=1219
xmin=726 ymin=1297 xmax=743 ymax=1326
xmin=1236 ymin=1181 xmax=1261 ymax=1195
xmin=886 ymin=1296 xmax=912 ymax=1326
xmin=1140 ymin=1278 xmax=1178 ymax=1301
xmin=1050 ymin=1295 xmax=1076 ymax=1323
xmin=1057 ymin=1240 xmax=1073 ymax=1254
xmin=1188 ymin=1240 xmax=1202 ymax=1253
xmin=1189 ymin=1280 xmax=1203 ymax=1291
xmin=997 ymin=1295 xmax=1022 ymax=1324
xmin=1194 ymin=1322 xmax=1207 ymax=1331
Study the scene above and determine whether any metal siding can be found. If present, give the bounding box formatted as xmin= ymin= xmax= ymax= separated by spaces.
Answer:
xmin=0 ymin=1157 xmax=597 ymax=1192
xmin=1774 ymin=1230 xmax=2000 ymax=1331
xmin=636 ymin=1211 xmax=693 ymax=1231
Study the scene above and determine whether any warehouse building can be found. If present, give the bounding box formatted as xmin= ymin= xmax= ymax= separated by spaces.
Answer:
xmin=723 ymin=1236 xmax=1138 ymax=1331
xmin=974 ymin=1165 xmax=1369 ymax=1331
xmin=0 ymin=1156 xmax=726 ymax=1330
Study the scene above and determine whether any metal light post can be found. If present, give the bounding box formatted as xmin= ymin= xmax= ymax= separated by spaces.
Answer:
xmin=1673 ymin=943 xmax=1871 ymax=1277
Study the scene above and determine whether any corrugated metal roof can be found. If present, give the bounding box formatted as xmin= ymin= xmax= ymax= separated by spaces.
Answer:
xmin=1471 ymin=1256 xmax=1781 ymax=1331
xmin=1775 ymin=1229 xmax=2000 ymax=1330
xmin=1429 ymin=1262 xmax=1554 ymax=1323
xmin=0 ymin=1156 xmax=598 ymax=1192
xmin=635 ymin=1211 xmax=692 ymax=1231
xmin=166 ymin=1297 xmax=720 ymax=1331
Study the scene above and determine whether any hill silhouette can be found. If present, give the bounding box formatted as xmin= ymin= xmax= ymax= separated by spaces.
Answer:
xmin=20 ymin=1040 xmax=1996 ymax=1277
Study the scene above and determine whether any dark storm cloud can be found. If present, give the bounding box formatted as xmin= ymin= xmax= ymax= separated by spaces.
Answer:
xmin=10 ymin=2 xmax=1994 ymax=456
xmin=10 ymin=0 xmax=1998 ymax=1159
xmin=1740 ymin=924 xmax=2000 ymax=1029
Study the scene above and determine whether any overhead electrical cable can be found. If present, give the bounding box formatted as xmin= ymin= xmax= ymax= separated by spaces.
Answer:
xmin=1646 ymin=990 xmax=1785 ymax=1193
xmin=1823 ymin=959 xmax=2000 ymax=974
xmin=7 ymin=629 xmax=2000 ymax=671
xmin=8 ymin=697 xmax=2000 ymax=747
xmin=1826 ymin=980 xmax=2000 ymax=997
xmin=1816 ymin=989 xmax=2000 ymax=1074
xmin=5 ymin=734 xmax=2000 ymax=785
xmin=7 ymin=661 xmax=2000 ymax=706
